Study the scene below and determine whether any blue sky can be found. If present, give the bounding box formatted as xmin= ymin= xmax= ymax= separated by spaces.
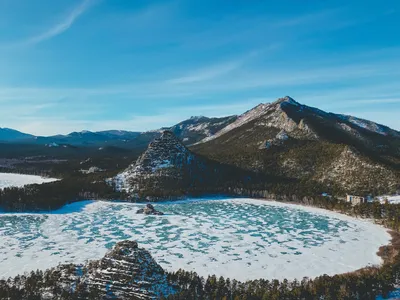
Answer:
xmin=0 ymin=0 xmax=399 ymax=135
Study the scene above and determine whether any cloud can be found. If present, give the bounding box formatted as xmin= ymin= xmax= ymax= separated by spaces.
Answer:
xmin=166 ymin=60 xmax=243 ymax=84
xmin=25 ymin=0 xmax=95 ymax=45
xmin=271 ymin=9 xmax=340 ymax=28
xmin=165 ymin=48 xmax=275 ymax=85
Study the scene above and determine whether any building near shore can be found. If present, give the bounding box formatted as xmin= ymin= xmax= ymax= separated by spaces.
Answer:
xmin=346 ymin=195 xmax=366 ymax=205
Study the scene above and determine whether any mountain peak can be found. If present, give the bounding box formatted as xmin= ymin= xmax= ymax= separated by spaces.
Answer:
xmin=160 ymin=130 xmax=177 ymax=139
xmin=189 ymin=115 xmax=207 ymax=121
xmin=274 ymin=96 xmax=300 ymax=106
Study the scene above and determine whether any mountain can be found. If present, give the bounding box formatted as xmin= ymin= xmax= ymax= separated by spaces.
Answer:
xmin=0 ymin=128 xmax=34 ymax=141
xmin=0 ymin=116 xmax=236 ymax=149
xmin=192 ymin=96 xmax=400 ymax=195
xmin=110 ymin=130 xmax=261 ymax=198
xmin=0 ymin=240 xmax=176 ymax=299
xmin=167 ymin=115 xmax=237 ymax=145
xmin=35 ymin=130 xmax=142 ymax=147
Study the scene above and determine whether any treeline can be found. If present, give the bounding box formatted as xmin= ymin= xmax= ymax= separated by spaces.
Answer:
xmin=192 ymin=137 xmax=400 ymax=197
xmin=0 ymin=269 xmax=103 ymax=300
xmin=0 ymin=175 xmax=119 ymax=211
xmin=164 ymin=200 xmax=400 ymax=300
xmin=164 ymin=262 xmax=399 ymax=300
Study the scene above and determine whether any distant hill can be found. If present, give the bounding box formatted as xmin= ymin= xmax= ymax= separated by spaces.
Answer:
xmin=0 ymin=115 xmax=236 ymax=149
xmin=0 ymin=128 xmax=34 ymax=141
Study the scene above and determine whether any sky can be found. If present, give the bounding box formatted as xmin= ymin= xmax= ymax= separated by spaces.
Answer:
xmin=0 ymin=0 xmax=399 ymax=136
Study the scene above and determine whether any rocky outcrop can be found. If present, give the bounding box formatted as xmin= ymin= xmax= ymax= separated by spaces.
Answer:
xmin=136 ymin=204 xmax=164 ymax=215
xmin=33 ymin=241 xmax=176 ymax=299
xmin=111 ymin=131 xmax=197 ymax=195
xmin=259 ymin=130 xmax=289 ymax=149
xmin=110 ymin=131 xmax=249 ymax=198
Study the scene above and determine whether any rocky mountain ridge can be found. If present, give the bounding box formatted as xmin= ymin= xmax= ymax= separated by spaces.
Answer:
xmin=193 ymin=97 xmax=400 ymax=195
xmin=199 ymin=96 xmax=399 ymax=146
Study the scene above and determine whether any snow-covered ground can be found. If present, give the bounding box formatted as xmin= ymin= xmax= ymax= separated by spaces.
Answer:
xmin=0 ymin=198 xmax=390 ymax=282
xmin=0 ymin=173 xmax=59 ymax=189
xmin=377 ymin=195 xmax=400 ymax=204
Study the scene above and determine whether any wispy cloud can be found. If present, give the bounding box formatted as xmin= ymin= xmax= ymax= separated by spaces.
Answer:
xmin=24 ymin=0 xmax=95 ymax=45
xmin=350 ymin=98 xmax=400 ymax=105
xmin=165 ymin=48 xmax=274 ymax=85
xmin=271 ymin=9 xmax=340 ymax=28
xmin=166 ymin=60 xmax=243 ymax=84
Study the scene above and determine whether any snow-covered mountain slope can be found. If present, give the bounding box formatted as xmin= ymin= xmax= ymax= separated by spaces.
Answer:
xmin=199 ymin=97 xmax=316 ymax=144
xmin=198 ymin=96 xmax=400 ymax=146
xmin=192 ymin=96 xmax=400 ymax=194
xmin=168 ymin=115 xmax=237 ymax=145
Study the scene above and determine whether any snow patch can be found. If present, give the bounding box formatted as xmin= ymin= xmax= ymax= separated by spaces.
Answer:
xmin=377 ymin=195 xmax=400 ymax=204
xmin=0 ymin=173 xmax=59 ymax=189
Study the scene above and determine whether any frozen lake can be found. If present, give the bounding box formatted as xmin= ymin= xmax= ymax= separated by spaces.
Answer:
xmin=0 ymin=198 xmax=390 ymax=281
xmin=0 ymin=173 xmax=58 ymax=189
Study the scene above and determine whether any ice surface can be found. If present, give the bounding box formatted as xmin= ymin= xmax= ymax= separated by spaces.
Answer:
xmin=0 ymin=173 xmax=59 ymax=189
xmin=376 ymin=288 xmax=400 ymax=300
xmin=0 ymin=198 xmax=390 ymax=282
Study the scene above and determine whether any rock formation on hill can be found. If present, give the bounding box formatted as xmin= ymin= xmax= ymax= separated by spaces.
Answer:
xmin=0 ymin=241 xmax=176 ymax=299
xmin=110 ymin=130 xmax=256 ymax=198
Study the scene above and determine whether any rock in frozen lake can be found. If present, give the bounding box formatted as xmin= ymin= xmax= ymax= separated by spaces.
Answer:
xmin=136 ymin=203 xmax=164 ymax=215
